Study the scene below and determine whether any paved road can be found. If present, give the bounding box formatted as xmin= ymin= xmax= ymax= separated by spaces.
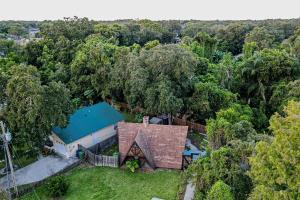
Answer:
xmin=0 ymin=155 xmax=78 ymax=189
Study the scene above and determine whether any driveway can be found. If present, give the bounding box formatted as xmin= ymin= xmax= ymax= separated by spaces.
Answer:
xmin=0 ymin=155 xmax=78 ymax=189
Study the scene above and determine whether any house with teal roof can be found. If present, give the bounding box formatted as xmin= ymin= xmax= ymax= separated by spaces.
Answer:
xmin=50 ymin=102 xmax=124 ymax=158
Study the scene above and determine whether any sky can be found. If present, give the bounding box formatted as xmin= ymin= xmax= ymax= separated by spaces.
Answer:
xmin=0 ymin=0 xmax=299 ymax=21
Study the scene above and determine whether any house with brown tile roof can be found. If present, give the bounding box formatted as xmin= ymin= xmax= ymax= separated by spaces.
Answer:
xmin=118 ymin=116 xmax=188 ymax=170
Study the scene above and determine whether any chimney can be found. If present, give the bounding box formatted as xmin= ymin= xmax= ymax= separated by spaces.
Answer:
xmin=143 ymin=116 xmax=149 ymax=127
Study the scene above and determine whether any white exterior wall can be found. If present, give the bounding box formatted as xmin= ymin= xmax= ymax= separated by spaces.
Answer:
xmin=49 ymin=134 xmax=70 ymax=157
xmin=51 ymin=124 xmax=117 ymax=158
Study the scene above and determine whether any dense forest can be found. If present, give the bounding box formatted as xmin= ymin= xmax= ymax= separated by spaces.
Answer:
xmin=0 ymin=17 xmax=300 ymax=199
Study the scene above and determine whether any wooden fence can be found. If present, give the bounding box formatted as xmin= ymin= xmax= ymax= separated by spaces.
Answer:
xmin=78 ymin=145 xmax=119 ymax=168
xmin=173 ymin=117 xmax=206 ymax=134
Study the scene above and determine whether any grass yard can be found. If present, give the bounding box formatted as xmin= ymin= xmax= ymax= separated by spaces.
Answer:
xmin=19 ymin=166 xmax=182 ymax=200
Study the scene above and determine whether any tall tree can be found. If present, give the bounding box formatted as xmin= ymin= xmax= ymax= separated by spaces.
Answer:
xmin=126 ymin=44 xmax=196 ymax=118
xmin=70 ymin=36 xmax=118 ymax=104
xmin=239 ymin=48 xmax=299 ymax=112
xmin=189 ymin=82 xmax=236 ymax=122
xmin=249 ymin=101 xmax=300 ymax=200
xmin=245 ymin=27 xmax=276 ymax=50
xmin=5 ymin=65 xmax=72 ymax=151
xmin=217 ymin=22 xmax=253 ymax=55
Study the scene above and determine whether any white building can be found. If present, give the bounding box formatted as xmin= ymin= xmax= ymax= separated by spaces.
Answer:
xmin=50 ymin=102 xmax=124 ymax=158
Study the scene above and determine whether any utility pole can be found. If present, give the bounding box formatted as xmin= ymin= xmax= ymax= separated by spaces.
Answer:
xmin=0 ymin=121 xmax=18 ymax=199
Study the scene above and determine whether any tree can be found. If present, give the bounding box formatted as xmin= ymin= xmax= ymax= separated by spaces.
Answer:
xmin=126 ymin=44 xmax=196 ymax=118
xmin=207 ymin=180 xmax=234 ymax=200
xmin=209 ymin=53 xmax=237 ymax=91
xmin=5 ymin=65 xmax=72 ymax=151
xmin=189 ymin=82 xmax=236 ymax=122
xmin=282 ymin=27 xmax=300 ymax=60
xmin=269 ymin=80 xmax=300 ymax=114
xmin=206 ymin=103 xmax=254 ymax=149
xmin=189 ymin=147 xmax=252 ymax=200
xmin=193 ymin=32 xmax=218 ymax=60
xmin=181 ymin=32 xmax=217 ymax=61
xmin=249 ymin=101 xmax=300 ymax=199
xmin=243 ymin=42 xmax=258 ymax=59
xmin=239 ymin=48 xmax=299 ymax=114
xmin=39 ymin=17 xmax=93 ymax=42
xmin=144 ymin=39 xmax=159 ymax=50
xmin=245 ymin=27 xmax=275 ymax=50
xmin=70 ymin=36 xmax=118 ymax=104
xmin=217 ymin=22 xmax=253 ymax=55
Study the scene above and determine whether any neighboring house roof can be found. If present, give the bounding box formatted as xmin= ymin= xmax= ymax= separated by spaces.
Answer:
xmin=118 ymin=121 xmax=188 ymax=169
xmin=52 ymin=102 xmax=124 ymax=144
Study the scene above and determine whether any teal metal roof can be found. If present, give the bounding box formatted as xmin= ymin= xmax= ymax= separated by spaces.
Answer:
xmin=52 ymin=102 xmax=124 ymax=144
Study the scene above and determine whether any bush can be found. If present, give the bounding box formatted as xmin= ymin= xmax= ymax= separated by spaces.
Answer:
xmin=0 ymin=189 xmax=8 ymax=200
xmin=207 ymin=180 xmax=233 ymax=200
xmin=46 ymin=175 xmax=69 ymax=198
xmin=126 ymin=159 xmax=139 ymax=172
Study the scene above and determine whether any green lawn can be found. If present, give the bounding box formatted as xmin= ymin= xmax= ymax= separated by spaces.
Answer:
xmin=19 ymin=166 xmax=182 ymax=200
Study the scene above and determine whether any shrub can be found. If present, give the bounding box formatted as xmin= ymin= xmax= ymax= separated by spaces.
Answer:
xmin=0 ymin=189 xmax=8 ymax=200
xmin=46 ymin=175 xmax=69 ymax=198
xmin=207 ymin=180 xmax=233 ymax=200
xmin=126 ymin=159 xmax=139 ymax=172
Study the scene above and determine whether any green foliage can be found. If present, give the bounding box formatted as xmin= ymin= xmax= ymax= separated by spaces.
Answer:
xmin=46 ymin=175 xmax=69 ymax=198
xmin=270 ymin=80 xmax=300 ymax=113
xmin=189 ymin=147 xmax=252 ymax=200
xmin=243 ymin=42 xmax=258 ymax=59
xmin=207 ymin=180 xmax=233 ymax=200
xmin=217 ymin=22 xmax=253 ymax=55
xmin=144 ymin=40 xmax=160 ymax=50
xmin=182 ymin=32 xmax=217 ymax=61
xmin=206 ymin=103 xmax=254 ymax=149
xmin=70 ymin=36 xmax=118 ymax=104
xmin=209 ymin=53 xmax=237 ymax=91
xmin=126 ymin=159 xmax=139 ymax=173
xmin=40 ymin=17 xmax=93 ymax=41
xmin=245 ymin=27 xmax=275 ymax=50
xmin=5 ymin=64 xmax=72 ymax=150
xmin=126 ymin=44 xmax=196 ymax=115
xmin=134 ymin=113 xmax=143 ymax=123
xmin=189 ymin=82 xmax=236 ymax=121
xmin=0 ymin=189 xmax=8 ymax=200
xmin=239 ymin=48 xmax=299 ymax=117
xmin=282 ymin=27 xmax=300 ymax=60
xmin=249 ymin=101 xmax=300 ymax=199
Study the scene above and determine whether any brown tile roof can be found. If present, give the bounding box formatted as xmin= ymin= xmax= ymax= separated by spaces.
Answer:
xmin=118 ymin=122 xmax=188 ymax=169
